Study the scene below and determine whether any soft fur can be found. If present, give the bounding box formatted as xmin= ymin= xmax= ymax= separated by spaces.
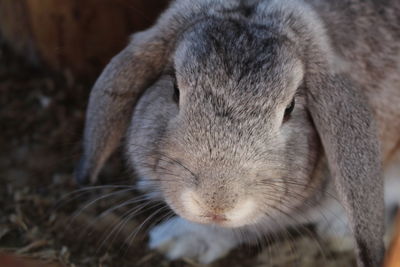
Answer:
xmin=76 ymin=0 xmax=400 ymax=266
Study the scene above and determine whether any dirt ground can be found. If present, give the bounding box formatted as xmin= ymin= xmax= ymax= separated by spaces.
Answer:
xmin=0 ymin=41 xmax=359 ymax=267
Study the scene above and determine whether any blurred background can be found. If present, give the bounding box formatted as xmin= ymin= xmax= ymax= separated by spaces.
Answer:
xmin=0 ymin=0 xmax=398 ymax=266
xmin=0 ymin=0 xmax=169 ymax=80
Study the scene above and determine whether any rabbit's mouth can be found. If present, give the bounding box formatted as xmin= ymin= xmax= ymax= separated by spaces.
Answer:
xmin=166 ymin=188 xmax=260 ymax=228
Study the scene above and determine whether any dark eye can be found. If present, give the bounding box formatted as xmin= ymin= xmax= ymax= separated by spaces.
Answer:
xmin=283 ymin=98 xmax=295 ymax=121
xmin=173 ymin=81 xmax=180 ymax=104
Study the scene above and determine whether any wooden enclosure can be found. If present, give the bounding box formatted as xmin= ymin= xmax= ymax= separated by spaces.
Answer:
xmin=0 ymin=0 xmax=169 ymax=79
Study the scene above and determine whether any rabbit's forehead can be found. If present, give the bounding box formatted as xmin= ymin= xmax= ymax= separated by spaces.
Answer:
xmin=174 ymin=20 xmax=302 ymax=102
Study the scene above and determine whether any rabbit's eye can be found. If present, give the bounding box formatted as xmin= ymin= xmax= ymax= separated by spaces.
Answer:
xmin=173 ymin=82 xmax=180 ymax=104
xmin=284 ymin=98 xmax=295 ymax=121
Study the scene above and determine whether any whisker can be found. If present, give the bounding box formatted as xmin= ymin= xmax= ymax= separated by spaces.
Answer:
xmin=96 ymin=200 xmax=160 ymax=252
xmin=67 ymin=188 xmax=136 ymax=229
xmin=79 ymin=194 xmax=153 ymax=238
xmin=123 ymin=205 xmax=170 ymax=253
xmin=54 ymin=185 xmax=137 ymax=210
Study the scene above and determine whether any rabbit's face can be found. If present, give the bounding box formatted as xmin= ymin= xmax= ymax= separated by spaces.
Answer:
xmin=128 ymin=20 xmax=322 ymax=228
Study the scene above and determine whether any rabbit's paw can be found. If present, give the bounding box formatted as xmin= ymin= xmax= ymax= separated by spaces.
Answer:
xmin=149 ymin=217 xmax=237 ymax=264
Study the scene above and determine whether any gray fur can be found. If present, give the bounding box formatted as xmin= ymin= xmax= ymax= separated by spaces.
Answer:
xmin=77 ymin=0 xmax=400 ymax=266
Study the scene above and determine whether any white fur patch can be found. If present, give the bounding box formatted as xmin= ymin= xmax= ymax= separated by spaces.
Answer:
xmin=149 ymin=217 xmax=238 ymax=263
xmin=226 ymin=198 xmax=257 ymax=225
xmin=181 ymin=189 xmax=203 ymax=216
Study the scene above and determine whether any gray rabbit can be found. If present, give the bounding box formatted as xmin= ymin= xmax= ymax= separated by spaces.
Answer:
xmin=75 ymin=0 xmax=400 ymax=266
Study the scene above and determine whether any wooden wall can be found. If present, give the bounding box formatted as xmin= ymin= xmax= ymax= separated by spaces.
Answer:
xmin=0 ymin=0 xmax=169 ymax=79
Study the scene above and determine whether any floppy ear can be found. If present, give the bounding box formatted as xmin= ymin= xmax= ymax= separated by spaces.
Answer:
xmin=306 ymin=73 xmax=385 ymax=267
xmin=75 ymin=32 xmax=167 ymax=184
xmin=75 ymin=0 xmax=209 ymax=184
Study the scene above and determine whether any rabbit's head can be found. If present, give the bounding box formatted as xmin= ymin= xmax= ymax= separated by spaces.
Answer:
xmin=128 ymin=19 xmax=322 ymax=228
xmin=76 ymin=0 xmax=384 ymax=266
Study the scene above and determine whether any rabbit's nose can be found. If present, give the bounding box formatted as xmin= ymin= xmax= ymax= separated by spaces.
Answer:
xmin=204 ymin=213 xmax=228 ymax=223
xmin=180 ymin=189 xmax=257 ymax=227
xmin=181 ymin=189 xmax=229 ymax=220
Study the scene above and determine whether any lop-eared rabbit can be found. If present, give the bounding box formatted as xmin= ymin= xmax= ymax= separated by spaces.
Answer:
xmin=76 ymin=0 xmax=400 ymax=266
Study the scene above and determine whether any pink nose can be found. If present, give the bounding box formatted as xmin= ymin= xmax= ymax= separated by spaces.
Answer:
xmin=206 ymin=213 xmax=227 ymax=223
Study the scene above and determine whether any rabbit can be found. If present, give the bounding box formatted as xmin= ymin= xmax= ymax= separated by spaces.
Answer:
xmin=75 ymin=0 xmax=400 ymax=266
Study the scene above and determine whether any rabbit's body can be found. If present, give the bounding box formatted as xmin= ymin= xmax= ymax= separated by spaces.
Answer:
xmin=77 ymin=0 xmax=400 ymax=266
